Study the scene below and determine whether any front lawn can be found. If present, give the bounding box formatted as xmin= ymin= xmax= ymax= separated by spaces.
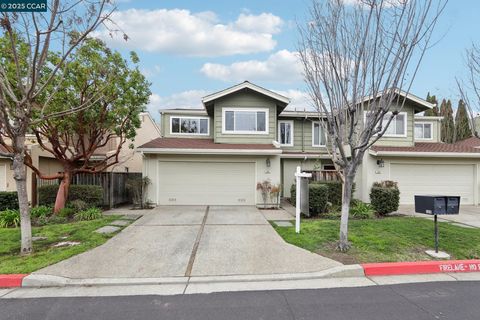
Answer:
xmin=273 ymin=217 xmax=480 ymax=264
xmin=0 ymin=216 xmax=121 ymax=274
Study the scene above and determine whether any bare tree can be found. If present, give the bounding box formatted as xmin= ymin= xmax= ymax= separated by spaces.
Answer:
xmin=298 ymin=0 xmax=446 ymax=251
xmin=458 ymin=44 xmax=480 ymax=137
xmin=0 ymin=0 xmax=116 ymax=255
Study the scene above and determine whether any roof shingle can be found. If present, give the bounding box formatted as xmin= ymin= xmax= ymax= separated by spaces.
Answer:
xmin=139 ymin=138 xmax=276 ymax=150
xmin=371 ymin=142 xmax=480 ymax=153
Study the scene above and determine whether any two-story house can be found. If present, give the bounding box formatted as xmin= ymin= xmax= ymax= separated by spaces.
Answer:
xmin=139 ymin=81 xmax=480 ymax=207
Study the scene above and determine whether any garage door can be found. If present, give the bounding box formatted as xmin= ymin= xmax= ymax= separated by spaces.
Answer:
xmin=390 ymin=163 xmax=475 ymax=205
xmin=157 ymin=161 xmax=255 ymax=205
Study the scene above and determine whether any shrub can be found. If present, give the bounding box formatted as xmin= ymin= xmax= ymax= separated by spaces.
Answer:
xmin=0 ymin=209 xmax=20 ymax=228
xmin=311 ymin=181 xmax=356 ymax=207
xmin=0 ymin=192 xmax=19 ymax=211
xmin=74 ymin=207 xmax=103 ymax=221
xmin=290 ymin=183 xmax=328 ymax=216
xmin=48 ymin=215 xmax=68 ymax=225
xmin=39 ymin=185 xmax=103 ymax=207
xmin=309 ymin=184 xmax=329 ymax=216
xmin=350 ymin=200 xmax=375 ymax=219
xmin=30 ymin=205 xmax=52 ymax=218
xmin=67 ymin=199 xmax=89 ymax=212
xmin=370 ymin=180 xmax=400 ymax=215
xmin=58 ymin=207 xmax=75 ymax=219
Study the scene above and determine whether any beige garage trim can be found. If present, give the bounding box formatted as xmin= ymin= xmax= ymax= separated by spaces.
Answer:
xmin=157 ymin=161 xmax=256 ymax=205
xmin=0 ymin=164 xmax=6 ymax=191
xmin=390 ymin=163 xmax=475 ymax=205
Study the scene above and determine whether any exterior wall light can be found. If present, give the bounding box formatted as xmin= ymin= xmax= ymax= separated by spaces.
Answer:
xmin=376 ymin=159 xmax=385 ymax=168
xmin=266 ymin=158 xmax=271 ymax=168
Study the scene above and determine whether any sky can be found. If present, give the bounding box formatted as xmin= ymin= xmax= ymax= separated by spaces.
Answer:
xmin=96 ymin=0 xmax=480 ymax=119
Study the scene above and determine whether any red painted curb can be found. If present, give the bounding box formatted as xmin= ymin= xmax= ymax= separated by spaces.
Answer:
xmin=362 ymin=260 xmax=480 ymax=276
xmin=0 ymin=274 xmax=28 ymax=288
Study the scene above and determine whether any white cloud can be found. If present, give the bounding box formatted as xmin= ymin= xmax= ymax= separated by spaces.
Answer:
xmin=235 ymin=13 xmax=283 ymax=34
xmin=95 ymin=9 xmax=282 ymax=57
xmin=275 ymin=89 xmax=316 ymax=111
xmin=146 ymin=90 xmax=208 ymax=119
xmin=200 ymin=50 xmax=303 ymax=83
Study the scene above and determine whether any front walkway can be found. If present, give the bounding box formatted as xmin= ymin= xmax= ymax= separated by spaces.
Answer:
xmin=397 ymin=205 xmax=480 ymax=228
xmin=35 ymin=206 xmax=340 ymax=279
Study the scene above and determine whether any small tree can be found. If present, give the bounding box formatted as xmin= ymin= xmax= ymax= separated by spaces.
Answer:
xmin=298 ymin=0 xmax=445 ymax=251
xmin=24 ymin=38 xmax=151 ymax=213
xmin=454 ymin=99 xmax=472 ymax=142
xmin=424 ymin=93 xmax=439 ymax=116
xmin=256 ymin=180 xmax=272 ymax=208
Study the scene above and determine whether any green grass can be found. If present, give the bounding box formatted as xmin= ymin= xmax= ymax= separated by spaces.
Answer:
xmin=273 ymin=217 xmax=480 ymax=264
xmin=0 ymin=216 xmax=122 ymax=274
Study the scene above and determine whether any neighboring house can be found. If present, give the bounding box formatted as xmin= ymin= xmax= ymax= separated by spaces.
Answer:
xmin=138 ymin=81 xmax=480 ymax=207
xmin=0 ymin=112 xmax=160 ymax=204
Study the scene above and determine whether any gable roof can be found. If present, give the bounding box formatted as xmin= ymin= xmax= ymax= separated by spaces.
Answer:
xmin=202 ymin=81 xmax=290 ymax=106
xmin=454 ymin=136 xmax=480 ymax=148
xmin=360 ymin=88 xmax=435 ymax=113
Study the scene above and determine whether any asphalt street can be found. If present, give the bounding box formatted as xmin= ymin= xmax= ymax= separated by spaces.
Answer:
xmin=1 ymin=281 xmax=479 ymax=320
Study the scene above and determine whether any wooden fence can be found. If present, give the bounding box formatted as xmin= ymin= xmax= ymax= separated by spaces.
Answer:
xmin=36 ymin=172 xmax=142 ymax=208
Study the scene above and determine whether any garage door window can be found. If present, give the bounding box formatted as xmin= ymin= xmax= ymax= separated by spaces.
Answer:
xmin=171 ymin=117 xmax=209 ymax=135
xmin=223 ymin=108 xmax=268 ymax=134
xmin=415 ymin=122 xmax=432 ymax=140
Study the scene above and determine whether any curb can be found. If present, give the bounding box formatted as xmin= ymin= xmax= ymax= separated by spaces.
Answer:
xmin=362 ymin=259 xmax=480 ymax=276
xmin=0 ymin=274 xmax=28 ymax=288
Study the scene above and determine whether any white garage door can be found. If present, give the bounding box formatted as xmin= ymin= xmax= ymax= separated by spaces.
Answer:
xmin=157 ymin=161 xmax=255 ymax=205
xmin=390 ymin=163 xmax=475 ymax=205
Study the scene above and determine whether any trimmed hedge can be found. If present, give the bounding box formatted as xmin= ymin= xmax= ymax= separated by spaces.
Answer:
xmin=290 ymin=183 xmax=329 ymax=216
xmin=38 ymin=185 xmax=103 ymax=207
xmin=0 ymin=192 xmax=19 ymax=211
xmin=370 ymin=180 xmax=400 ymax=215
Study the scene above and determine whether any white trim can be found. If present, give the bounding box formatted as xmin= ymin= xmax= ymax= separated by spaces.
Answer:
xmin=138 ymin=148 xmax=281 ymax=155
xmin=414 ymin=122 xmax=433 ymax=140
xmin=312 ymin=121 xmax=327 ymax=147
xmin=202 ymin=81 xmax=290 ymax=105
xmin=414 ymin=115 xmax=443 ymax=120
xmin=221 ymin=107 xmax=269 ymax=135
xmin=369 ymin=149 xmax=480 ymax=158
xmin=359 ymin=88 xmax=435 ymax=110
xmin=279 ymin=111 xmax=324 ymax=118
xmin=280 ymin=153 xmax=332 ymax=159
xmin=170 ymin=116 xmax=210 ymax=136
xmin=160 ymin=109 xmax=208 ymax=115
xmin=0 ymin=164 xmax=6 ymax=191
xmin=278 ymin=120 xmax=294 ymax=146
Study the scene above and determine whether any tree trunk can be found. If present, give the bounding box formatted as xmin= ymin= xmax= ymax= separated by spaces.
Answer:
xmin=53 ymin=171 xmax=71 ymax=213
xmin=338 ymin=173 xmax=354 ymax=252
xmin=12 ymin=136 xmax=32 ymax=255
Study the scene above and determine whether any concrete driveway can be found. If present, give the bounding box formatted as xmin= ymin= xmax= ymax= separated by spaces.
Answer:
xmin=36 ymin=206 xmax=340 ymax=279
xmin=398 ymin=205 xmax=480 ymax=228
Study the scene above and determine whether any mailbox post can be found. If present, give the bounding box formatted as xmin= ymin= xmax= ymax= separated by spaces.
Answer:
xmin=414 ymin=195 xmax=460 ymax=258
xmin=295 ymin=166 xmax=312 ymax=234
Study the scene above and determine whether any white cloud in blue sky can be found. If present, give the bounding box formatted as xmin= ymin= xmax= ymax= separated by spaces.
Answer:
xmin=95 ymin=9 xmax=283 ymax=57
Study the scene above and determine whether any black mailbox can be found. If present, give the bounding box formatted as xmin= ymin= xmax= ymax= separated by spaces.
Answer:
xmin=414 ymin=195 xmax=460 ymax=215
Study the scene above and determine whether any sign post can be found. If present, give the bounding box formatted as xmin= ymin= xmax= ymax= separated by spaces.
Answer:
xmin=295 ymin=166 xmax=312 ymax=234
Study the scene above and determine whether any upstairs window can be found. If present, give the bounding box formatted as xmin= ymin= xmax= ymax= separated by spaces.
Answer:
xmin=171 ymin=117 xmax=209 ymax=135
xmin=223 ymin=108 xmax=268 ymax=134
xmin=415 ymin=122 xmax=432 ymax=140
xmin=312 ymin=122 xmax=327 ymax=146
xmin=278 ymin=120 xmax=294 ymax=146
xmin=364 ymin=111 xmax=407 ymax=137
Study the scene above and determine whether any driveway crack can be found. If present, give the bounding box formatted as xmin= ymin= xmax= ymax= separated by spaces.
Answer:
xmin=184 ymin=206 xmax=209 ymax=278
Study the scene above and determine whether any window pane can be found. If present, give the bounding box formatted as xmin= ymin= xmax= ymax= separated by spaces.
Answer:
xmin=256 ymin=112 xmax=266 ymax=132
xmin=280 ymin=122 xmax=291 ymax=144
xmin=319 ymin=125 xmax=326 ymax=145
xmin=382 ymin=115 xmax=395 ymax=135
xmin=200 ymin=119 xmax=208 ymax=134
xmin=414 ymin=124 xmax=423 ymax=139
xmin=225 ymin=111 xmax=234 ymax=131
xmin=181 ymin=119 xmax=198 ymax=133
xmin=424 ymin=124 xmax=432 ymax=138
xmin=395 ymin=114 xmax=405 ymax=135
xmin=172 ymin=118 xmax=180 ymax=133
xmin=235 ymin=111 xmax=256 ymax=131
xmin=313 ymin=123 xmax=320 ymax=145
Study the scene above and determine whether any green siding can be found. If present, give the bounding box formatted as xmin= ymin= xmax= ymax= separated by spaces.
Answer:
xmin=213 ymin=91 xmax=277 ymax=144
